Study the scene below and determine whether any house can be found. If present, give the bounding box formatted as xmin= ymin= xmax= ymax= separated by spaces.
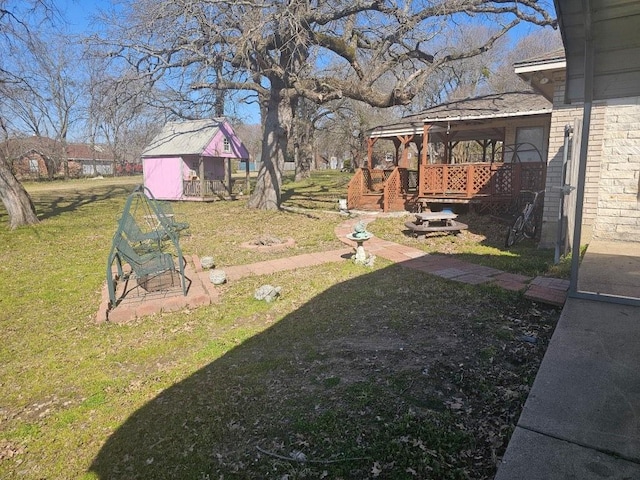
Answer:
xmin=514 ymin=26 xmax=640 ymax=280
xmin=346 ymin=91 xmax=552 ymax=213
xmin=1 ymin=136 xmax=117 ymax=179
xmin=142 ymin=118 xmax=250 ymax=201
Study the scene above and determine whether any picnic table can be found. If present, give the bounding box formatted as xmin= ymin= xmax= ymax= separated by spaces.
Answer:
xmin=404 ymin=211 xmax=468 ymax=237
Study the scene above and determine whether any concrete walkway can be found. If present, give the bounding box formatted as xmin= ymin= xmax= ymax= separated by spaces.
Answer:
xmin=495 ymin=240 xmax=640 ymax=479
xmin=97 ymin=214 xmax=569 ymax=322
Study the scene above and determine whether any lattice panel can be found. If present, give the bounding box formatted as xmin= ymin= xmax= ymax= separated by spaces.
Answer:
xmin=472 ymin=166 xmax=492 ymax=194
xmin=384 ymin=169 xmax=401 ymax=211
xmin=362 ymin=168 xmax=372 ymax=190
xmin=493 ymin=167 xmax=513 ymax=195
xmin=347 ymin=169 xmax=364 ymax=208
xmin=447 ymin=166 xmax=467 ymax=193
xmin=520 ymin=165 xmax=546 ymax=191
xmin=424 ymin=168 xmax=444 ymax=192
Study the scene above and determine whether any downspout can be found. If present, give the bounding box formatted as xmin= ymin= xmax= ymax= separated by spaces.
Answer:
xmin=555 ymin=124 xmax=574 ymax=264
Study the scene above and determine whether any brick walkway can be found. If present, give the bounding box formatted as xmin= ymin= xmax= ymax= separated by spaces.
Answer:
xmin=97 ymin=215 xmax=569 ymax=323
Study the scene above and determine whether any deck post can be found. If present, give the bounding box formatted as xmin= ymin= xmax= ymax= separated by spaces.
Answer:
xmin=366 ymin=137 xmax=377 ymax=167
xmin=398 ymin=135 xmax=413 ymax=168
xmin=466 ymin=164 xmax=475 ymax=197
xmin=419 ymin=125 xmax=430 ymax=197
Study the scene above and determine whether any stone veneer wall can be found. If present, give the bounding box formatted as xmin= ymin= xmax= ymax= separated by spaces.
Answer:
xmin=539 ymin=71 xmax=605 ymax=248
xmin=593 ymin=97 xmax=640 ymax=241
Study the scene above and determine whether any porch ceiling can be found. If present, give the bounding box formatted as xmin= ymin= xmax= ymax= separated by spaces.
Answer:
xmin=555 ymin=0 xmax=640 ymax=102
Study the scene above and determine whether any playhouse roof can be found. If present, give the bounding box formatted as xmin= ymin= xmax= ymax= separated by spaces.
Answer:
xmin=142 ymin=118 xmax=228 ymax=157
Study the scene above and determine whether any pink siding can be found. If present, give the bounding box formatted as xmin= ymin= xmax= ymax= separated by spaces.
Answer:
xmin=202 ymin=121 xmax=250 ymax=159
xmin=143 ymin=157 xmax=183 ymax=200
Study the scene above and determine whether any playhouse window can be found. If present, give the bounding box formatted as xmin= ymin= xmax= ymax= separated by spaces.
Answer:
xmin=223 ymin=137 xmax=231 ymax=152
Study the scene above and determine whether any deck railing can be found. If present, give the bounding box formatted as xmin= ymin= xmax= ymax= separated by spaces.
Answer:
xmin=383 ymin=168 xmax=402 ymax=212
xmin=347 ymin=163 xmax=542 ymax=211
xmin=419 ymin=162 xmax=546 ymax=199
xmin=183 ymin=179 xmax=230 ymax=197
xmin=346 ymin=168 xmax=365 ymax=209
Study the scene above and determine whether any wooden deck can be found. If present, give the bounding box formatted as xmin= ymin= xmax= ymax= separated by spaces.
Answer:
xmin=347 ymin=162 xmax=546 ymax=213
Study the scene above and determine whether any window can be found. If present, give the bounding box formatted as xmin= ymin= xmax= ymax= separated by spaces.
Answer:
xmin=514 ymin=127 xmax=545 ymax=162
xmin=29 ymin=158 xmax=39 ymax=173
xmin=223 ymin=137 xmax=231 ymax=153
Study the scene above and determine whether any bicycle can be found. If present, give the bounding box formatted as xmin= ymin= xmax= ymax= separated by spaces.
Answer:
xmin=505 ymin=190 xmax=544 ymax=247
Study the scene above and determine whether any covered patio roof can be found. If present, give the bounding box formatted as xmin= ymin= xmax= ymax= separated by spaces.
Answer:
xmin=555 ymin=0 xmax=640 ymax=103
xmin=369 ymin=92 xmax=552 ymax=142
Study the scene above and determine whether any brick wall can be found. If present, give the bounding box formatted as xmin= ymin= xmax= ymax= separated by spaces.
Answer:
xmin=594 ymin=97 xmax=640 ymax=241
xmin=539 ymin=71 xmax=605 ymax=248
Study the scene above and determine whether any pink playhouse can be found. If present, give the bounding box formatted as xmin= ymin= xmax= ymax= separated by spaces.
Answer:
xmin=142 ymin=118 xmax=250 ymax=201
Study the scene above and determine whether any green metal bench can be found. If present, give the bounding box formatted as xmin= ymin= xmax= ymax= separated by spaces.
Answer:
xmin=155 ymin=201 xmax=190 ymax=234
xmin=112 ymin=232 xmax=178 ymax=287
xmin=120 ymin=211 xmax=168 ymax=247
xmin=106 ymin=185 xmax=188 ymax=307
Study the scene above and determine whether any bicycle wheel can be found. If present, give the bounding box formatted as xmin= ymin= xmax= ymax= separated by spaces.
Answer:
xmin=523 ymin=215 xmax=538 ymax=239
xmin=505 ymin=214 xmax=525 ymax=247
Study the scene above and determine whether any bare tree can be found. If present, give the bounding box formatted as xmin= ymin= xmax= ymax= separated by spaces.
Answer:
xmin=0 ymin=30 xmax=83 ymax=179
xmin=487 ymin=29 xmax=563 ymax=93
xmin=96 ymin=0 xmax=555 ymax=209
xmin=0 ymin=118 xmax=39 ymax=228
xmin=84 ymin=62 xmax=164 ymax=173
xmin=0 ymin=0 xmax=57 ymax=228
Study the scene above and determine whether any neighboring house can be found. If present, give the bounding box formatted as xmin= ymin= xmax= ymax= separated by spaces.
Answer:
xmin=515 ymin=45 xmax=640 ymax=251
xmin=67 ymin=143 xmax=116 ymax=176
xmin=2 ymin=136 xmax=118 ymax=179
xmin=347 ymin=91 xmax=552 ymax=213
xmin=142 ymin=118 xmax=250 ymax=201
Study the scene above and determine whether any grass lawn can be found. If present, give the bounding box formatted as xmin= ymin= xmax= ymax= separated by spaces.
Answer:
xmin=0 ymin=172 xmax=560 ymax=479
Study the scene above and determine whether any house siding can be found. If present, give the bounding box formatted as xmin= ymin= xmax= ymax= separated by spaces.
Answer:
xmin=594 ymin=97 xmax=640 ymax=240
xmin=540 ymin=71 xmax=605 ymax=248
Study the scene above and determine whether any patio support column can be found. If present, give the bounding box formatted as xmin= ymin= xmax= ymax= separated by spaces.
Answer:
xmin=398 ymin=135 xmax=414 ymax=168
xmin=569 ymin=3 xmax=594 ymax=298
xmin=366 ymin=137 xmax=377 ymax=168
xmin=420 ymin=125 xmax=431 ymax=197
xmin=392 ymin=138 xmax=401 ymax=166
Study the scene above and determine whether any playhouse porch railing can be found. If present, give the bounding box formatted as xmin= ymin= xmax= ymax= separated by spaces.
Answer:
xmin=183 ymin=179 xmax=229 ymax=197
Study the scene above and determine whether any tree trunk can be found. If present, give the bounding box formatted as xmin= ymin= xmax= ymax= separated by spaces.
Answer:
xmin=294 ymin=122 xmax=312 ymax=181
xmin=248 ymin=87 xmax=292 ymax=210
xmin=0 ymin=159 xmax=39 ymax=229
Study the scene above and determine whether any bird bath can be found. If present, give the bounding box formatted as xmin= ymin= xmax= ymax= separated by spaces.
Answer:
xmin=347 ymin=221 xmax=373 ymax=264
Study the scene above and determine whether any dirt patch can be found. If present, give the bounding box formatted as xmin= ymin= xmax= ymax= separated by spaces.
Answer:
xmin=240 ymin=235 xmax=296 ymax=252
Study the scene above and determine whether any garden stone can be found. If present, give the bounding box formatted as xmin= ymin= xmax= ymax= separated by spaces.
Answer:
xmin=254 ymin=284 xmax=281 ymax=302
xmin=201 ymin=256 xmax=215 ymax=269
xmin=209 ymin=268 xmax=227 ymax=285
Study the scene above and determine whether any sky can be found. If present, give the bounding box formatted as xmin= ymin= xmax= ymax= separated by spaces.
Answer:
xmin=56 ymin=0 xmax=111 ymax=33
xmin=49 ymin=0 xmax=556 ymax=127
